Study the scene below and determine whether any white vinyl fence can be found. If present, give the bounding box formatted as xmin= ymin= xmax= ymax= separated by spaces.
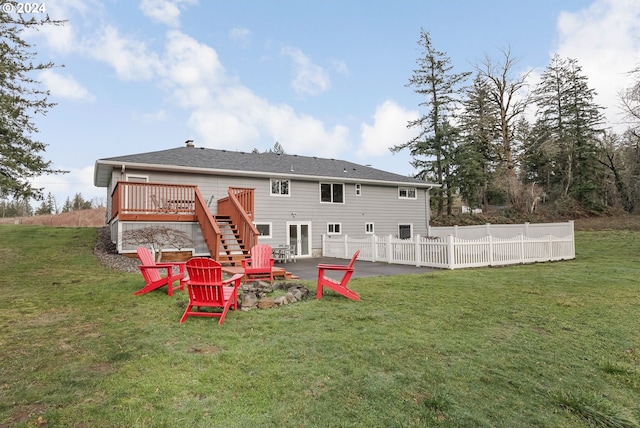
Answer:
xmin=322 ymin=221 xmax=575 ymax=270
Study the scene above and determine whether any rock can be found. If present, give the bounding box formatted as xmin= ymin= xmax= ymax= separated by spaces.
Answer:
xmin=285 ymin=292 xmax=296 ymax=303
xmin=288 ymin=285 xmax=310 ymax=299
xmin=240 ymin=292 xmax=258 ymax=310
xmin=257 ymin=281 xmax=274 ymax=293
xmin=274 ymin=296 xmax=288 ymax=305
xmin=257 ymin=297 xmax=276 ymax=309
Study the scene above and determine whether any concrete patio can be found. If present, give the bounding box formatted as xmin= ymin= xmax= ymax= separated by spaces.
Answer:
xmin=272 ymin=256 xmax=436 ymax=281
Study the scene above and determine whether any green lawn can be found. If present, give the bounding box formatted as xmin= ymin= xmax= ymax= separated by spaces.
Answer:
xmin=1 ymin=225 xmax=639 ymax=427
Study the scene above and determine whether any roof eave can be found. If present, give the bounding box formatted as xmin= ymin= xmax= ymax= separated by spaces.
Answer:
xmin=94 ymin=159 xmax=440 ymax=188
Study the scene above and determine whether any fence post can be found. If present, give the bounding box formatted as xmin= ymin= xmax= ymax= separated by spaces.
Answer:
xmin=415 ymin=234 xmax=421 ymax=267
xmin=447 ymin=234 xmax=455 ymax=269
xmin=488 ymin=235 xmax=494 ymax=266
xmin=519 ymin=234 xmax=525 ymax=263
xmin=321 ymin=234 xmax=326 ymax=256
xmin=344 ymin=234 xmax=349 ymax=259
xmin=524 ymin=222 xmax=530 ymax=237
xmin=388 ymin=234 xmax=393 ymax=264
xmin=568 ymin=220 xmax=575 ymax=258
xmin=485 ymin=223 xmax=491 ymax=236
xmin=371 ymin=235 xmax=376 ymax=262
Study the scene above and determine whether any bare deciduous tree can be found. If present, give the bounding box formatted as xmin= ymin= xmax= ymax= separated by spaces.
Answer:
xmin=477 ymin=48 xmax=532 ymax=205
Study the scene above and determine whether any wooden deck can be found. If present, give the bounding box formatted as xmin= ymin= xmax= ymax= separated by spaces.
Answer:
xmin=221 ymin=266 xmax=299 ymax=280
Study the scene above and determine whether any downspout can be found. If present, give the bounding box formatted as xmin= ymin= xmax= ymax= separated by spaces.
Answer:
xmin=424 ymin=188 xmax=431 ymax=237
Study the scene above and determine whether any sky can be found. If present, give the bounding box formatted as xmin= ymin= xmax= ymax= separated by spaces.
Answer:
xmin=18 ymin=0 xmax=640 ymax=207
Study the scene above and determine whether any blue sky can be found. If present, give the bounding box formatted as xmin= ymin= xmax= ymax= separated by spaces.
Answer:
xmin=22 ymin=0 xmax=640 ymax=206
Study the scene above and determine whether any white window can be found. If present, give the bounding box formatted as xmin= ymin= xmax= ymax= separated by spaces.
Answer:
xmin=355 ymin=183 xmax=362 ymax=196
xmin=398 ymin=224 xmax=413 ymax=239
xmin=365 ymin=222 xmax=374 ymax=234
xmin=327 ymin=223 xmax=342 ymax=235
xmin=398 ymin=187 xmax=417 ymax=199
xmin=271 ymin=179 xmax=290 ymax=196
xmin=320 ymin=183 xmax=344 ymax=203
xmin=254 ymin=222 xmax=272 ymax=239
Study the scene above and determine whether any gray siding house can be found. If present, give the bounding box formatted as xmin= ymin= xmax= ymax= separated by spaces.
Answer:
xmin=94 ymin=144 xmax=438 ymax=262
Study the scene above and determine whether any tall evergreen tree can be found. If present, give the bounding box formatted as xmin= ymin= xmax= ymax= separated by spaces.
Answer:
xmin=455 ymin=74 xmax=502 ymax=211
xmin=34 ymin=191 xmax=55 ymax=215
xmin=271 ymin=141 xmax=286 ymax=154
xmin=0 ymin=8 xmax=66 ymax=200
xmin=527 ymin=55 xmax=605 ymax=210
xmin=392 ymin=29 xmax=470 ymax=216
xmin=72 ymin=192 xmax=92 ymax=210
xmin=0 ymin=195 xmax=32 ymax=217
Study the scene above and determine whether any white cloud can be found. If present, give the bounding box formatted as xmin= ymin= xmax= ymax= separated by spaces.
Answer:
xmin=32 ymin=165 xmax=104 ymax=208
xmin=281 ymin=46 xmax=331 ymax=96
xmin=188 ymin=85 xmax=351 ymax=157
xmin=330 ymin=59 xmax=349 ymax=76
xmin=133 ymin=109 xmax=169 ymax=122
xmin=555 ymin=0 xmax=640 ymax=129
xmin=139 ymin=0 xmax=197 ymax=27
xmin=86 ymin=26 xmax=163 ymax=81
xmin=229 ymin=27 xmax=251 ymax=48
xmin=39 ymin=70 xmax=95 ymax=101
xmin=24 ymin=0 xmax=102 ymax=54
xmin=162 ymin=30 xmax=226 ymax=106
xmin=151 ymin=32 xmax=350 ymax=156
xmin=358 ymin=100 xmax=419 ymax=157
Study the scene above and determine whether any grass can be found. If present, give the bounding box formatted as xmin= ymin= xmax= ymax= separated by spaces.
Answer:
xmin=1 ymin=225 xmax=639 ymax=427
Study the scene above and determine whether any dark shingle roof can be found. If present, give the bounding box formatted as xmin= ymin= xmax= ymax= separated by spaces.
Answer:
xmin=94 ymin=146 xmax=437 ymax=188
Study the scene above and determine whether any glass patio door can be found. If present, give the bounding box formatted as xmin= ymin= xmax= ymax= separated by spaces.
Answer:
xmin=287 ymin=221 xmax=311 ymax=258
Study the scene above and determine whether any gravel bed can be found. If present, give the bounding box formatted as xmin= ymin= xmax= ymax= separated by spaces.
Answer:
xmin=93 ymin=227 xmax=141 ymax=273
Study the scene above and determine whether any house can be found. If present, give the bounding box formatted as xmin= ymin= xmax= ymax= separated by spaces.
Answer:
xmin=93 ymin=144 xmax=439 ymax=263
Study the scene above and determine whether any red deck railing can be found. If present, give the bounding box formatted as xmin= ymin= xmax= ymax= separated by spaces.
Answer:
xmin=110 ymin=182 xmax=258 ymax=263
xmin=110 ymin=181 xmax=198 ymax=221
xmin=217 ymin=187 xmax=260 ymax=251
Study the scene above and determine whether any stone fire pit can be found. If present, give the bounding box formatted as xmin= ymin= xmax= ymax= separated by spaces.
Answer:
xmin=239 ymin=281 xmax=310 ymax=311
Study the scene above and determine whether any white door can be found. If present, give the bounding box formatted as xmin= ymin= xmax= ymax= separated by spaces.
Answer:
xmin=287 ymin=221 xmax=311 ymax=258
xmin=124 ymin=174 xmax=148 ymax=213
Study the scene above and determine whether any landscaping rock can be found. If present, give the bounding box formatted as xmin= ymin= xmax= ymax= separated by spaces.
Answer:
xmin=285 ymin=292 xmax=296 ymax=303
xmin=257 ymin=297 xmax=276 ymax=309
xmin=240 ymin=292 xmax=258 ymax=310
xmin=274 ymin=296 xmax=288 ymax=305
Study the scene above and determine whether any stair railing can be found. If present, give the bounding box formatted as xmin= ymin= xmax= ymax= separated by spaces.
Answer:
xmin=218 ymin=188 xmax=259 ymax=252
xmin=194 ymin=187 xmax=221 ymax=260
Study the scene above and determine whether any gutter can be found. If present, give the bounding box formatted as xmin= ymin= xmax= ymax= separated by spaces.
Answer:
xmin=95 ymin=159 xmax=442 ymax=189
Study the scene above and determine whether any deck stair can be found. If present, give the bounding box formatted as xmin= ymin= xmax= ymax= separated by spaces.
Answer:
xmin=215 ymin=215 xmax=249 ymax=265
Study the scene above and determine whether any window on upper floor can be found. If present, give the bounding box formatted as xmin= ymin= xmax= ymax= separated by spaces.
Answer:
xmin=271 ymin=179 xmax=290 ymax=196
xmin=398 ymin=187 xmax=417 ymax=199
xmin=320 ymin=183 xmax=344 ymax=203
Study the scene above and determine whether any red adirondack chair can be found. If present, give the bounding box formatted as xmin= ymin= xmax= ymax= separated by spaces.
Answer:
xmin=180 ymin=257 xmax=244 ymax=325
xmin=316 ymin=250 xmax=360 ymax=301
xmin=241 ymin=244 xmax=275 ymax=284
xmin=134 ymin=246 xmax=186 ymax=296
